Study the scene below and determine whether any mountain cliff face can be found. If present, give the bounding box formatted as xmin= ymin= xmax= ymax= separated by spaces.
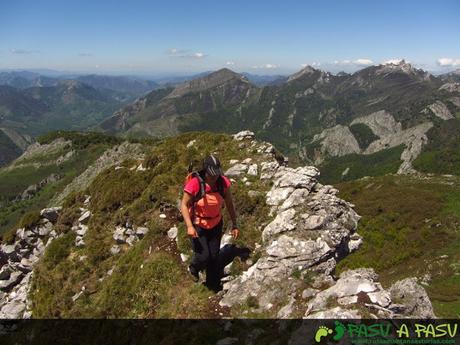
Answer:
xmin=100 ymin=62 xmax=460 ymax=182
xmin=99 ymin=68 xmax=257 ymax=138
xmin=1 ymin=130 xmax=449 ymax=319
xmin=0 ymin=127 xmax=34 ymax=166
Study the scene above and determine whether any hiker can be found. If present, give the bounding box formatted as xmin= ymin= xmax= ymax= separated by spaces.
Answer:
xmin=180 ymin=154 xmax=239 ymax=292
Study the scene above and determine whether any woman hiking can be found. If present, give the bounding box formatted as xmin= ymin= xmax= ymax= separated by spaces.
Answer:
xmin=180 ymin=154 xmax=239 ymax=292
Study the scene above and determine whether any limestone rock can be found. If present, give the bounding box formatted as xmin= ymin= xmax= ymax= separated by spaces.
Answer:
xmin=113 ymin=226 xmax=126 ymax=244
xmin=350 ymin=110 xmax=401 ymax=137
xmin=167 ymin=226 xmax=178 ymax=240
xmin=0 ymin=272 xmax=23 ymax=292
xmin=247 ymin=164 xmax=258 ymax=176
xmin=40 ymin=207 xmax=62 ymax=223
xmin=225 ymin=163 xmax=248 ymax=177
xmin=233 ymin=130 xmax=255 ymax=141
xmin=260 ymin=161 xmax=279 ymax=180
xmin=427 ymin=101 xmax=454 ymax=120
xmin=78 ymin=210 xmax=91 ymax=224
xmin=389 ymin=278 xmax=435 ymax=318
xmin=110 ymin=245 xmax=121 ymax=255
xmin=266 ymin=187 xmax=294 ymax=206
xmin=135 ymin=227 xmax=149 ymax=238
xmin=311 ymin=125 xmax=361 ymax=162
xmin=262 ymin=210 xmax=297 ymax=242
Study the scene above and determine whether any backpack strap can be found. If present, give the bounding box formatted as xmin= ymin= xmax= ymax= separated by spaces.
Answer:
xmin=189 ymin=171 xmax=206 ymax=223
xmin=192 ymin=171 xmax=206 ymax=202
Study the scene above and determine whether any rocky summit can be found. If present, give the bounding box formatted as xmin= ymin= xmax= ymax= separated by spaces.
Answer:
xmin=0 ymin=130 xmax=435 ymax=319
xmin=219 ymin=132 xmax=434 ymax=318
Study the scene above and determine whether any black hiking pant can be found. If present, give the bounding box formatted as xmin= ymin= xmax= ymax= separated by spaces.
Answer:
xmin=189 ymin=219 xmax=223 ymax=291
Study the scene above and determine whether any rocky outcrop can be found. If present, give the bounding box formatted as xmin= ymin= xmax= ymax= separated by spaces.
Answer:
xmin=220 ymin=160 xmax=362 ymax=312
xmin=51 ymin=141 xmax=145 ymax=205
xmin=449 ymin=97 xmax=460 ymax=108
xmin=426 ymin=101 xmax=454 ymax=120
xmin=0 ymin=127 xmax=33 ymax=151
xmin=363 ymin=121 xmax=433 ymax=174
xmin=388 ymin=278 xmax=435 ymax=318
xmin=111 ymin=222 xmax=149 ymax=250
xmin=439 ymin=82 xmax=460 ymax=93
xmin=0 ymin=208 xmax=62 ymax=318
xmin=311 ymin=125 xmax=361 ymax=162
xmin=350 ymin=110 xmax=401 ymax=138
xmin=304 ymin=268 xmax=434 ymax=318
xmin=219 ymin=132 xmax=434 ymax=318
xmin=15 ymin=173 xmax=61 ymax=201
xmin=12 ymin=138 xmax=70 ymax=163
xmin=308 ymin=109 xmax=434 ymax=174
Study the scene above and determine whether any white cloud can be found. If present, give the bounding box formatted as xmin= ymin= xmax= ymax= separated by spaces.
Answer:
xmin=354 ymin=59 xmax=373 ymax=66
xmin=251 ymin=63 xmax=279 ymax=69
xmin=167 ymin=48 xmax=187 ymax=55
xmin=382 ymin=58 xmax=407 ymax=65
xmin=10 ymin=48 xmax=36 ymax=54
xmin=301 ymin=62 xmax=321 ymax=67
xmin=437 ymin=58 xmax=460 ymax=67
xmin=226 ymin=61 xmax=235 ymax=66
xmin=188 ymin=52 xmax=206 ymax=59
xmin=334 ymin=60 xmax=351 ymax=65
xmin=167 ymin=48 xmax=207 ymax=59
xmin=334 ymin=59 xmax=373 ymax=66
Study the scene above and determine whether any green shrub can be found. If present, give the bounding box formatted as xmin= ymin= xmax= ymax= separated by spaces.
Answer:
xmin=37 ymin=131 xmax=123 ymax=150
xmin=349 ymin=123 xmax=379 ymax=150
xmin=18 ymin=210 xmax=41 ymax=229
xmin=43 ymin=232 xmax=75 ymax=269
xmin=413 ymin=119 xmax=460 ymax=175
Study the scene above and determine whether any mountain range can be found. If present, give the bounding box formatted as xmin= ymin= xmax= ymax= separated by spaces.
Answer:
xmin=98 ymin=62 xmax=460 ymax=182
xmin=0 ymin=73 xmax=163 ymax=165
xmin=1 ymin=63 xmax=460 ymax=181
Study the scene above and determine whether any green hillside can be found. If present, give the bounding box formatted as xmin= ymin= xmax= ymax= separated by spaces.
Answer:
xmin=336 ymin=174 xmax=460 ymax=317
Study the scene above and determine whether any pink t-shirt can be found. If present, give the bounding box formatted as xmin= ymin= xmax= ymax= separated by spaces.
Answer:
xmin=184 ymin=175 xmax=231 ymax=229
xmin=184 ymin=175 xmax=231 ymax=197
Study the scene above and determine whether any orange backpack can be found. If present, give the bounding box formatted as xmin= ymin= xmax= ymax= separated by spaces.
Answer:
xmin=184 ymin=163 xmax=225 ymax=222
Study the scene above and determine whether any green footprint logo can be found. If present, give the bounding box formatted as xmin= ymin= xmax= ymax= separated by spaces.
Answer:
xmin=333 ymin=321 xmax=346 ymax=341
xmin=315 ymin=326 xmax=333 ymax=343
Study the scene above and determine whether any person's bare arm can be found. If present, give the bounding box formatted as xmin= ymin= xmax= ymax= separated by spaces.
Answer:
xmin=181 ymin=192 xmax=198 ymax=238
xmin=224 ymin=188 xmax=239 ymax=239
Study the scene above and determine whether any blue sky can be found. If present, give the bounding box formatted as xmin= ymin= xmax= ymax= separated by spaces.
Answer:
xmin=1 ymin=0 xmax=459 ymax=76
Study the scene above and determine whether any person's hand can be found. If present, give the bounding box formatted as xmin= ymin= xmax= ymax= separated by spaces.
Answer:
xmin=187 ymin=225 xmax=198 ymax=238
xmin=231 ymin=227 xmax=239 ymax=240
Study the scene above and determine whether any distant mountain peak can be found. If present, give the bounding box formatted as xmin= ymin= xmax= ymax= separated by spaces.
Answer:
xmin=287 ymin=65 xmax=320 ymax=82
xmin=376 ymin=59 xmax=418 ymax=75
xmin=336 ymin=71 xmax=350 ymax=77
xmin=373 ymin=60 xmax=433 ymax=81
xmin=166 ymin=68 xmax=250 ymax=98
xmin=200 ymin=68 xmax=249 ymax=84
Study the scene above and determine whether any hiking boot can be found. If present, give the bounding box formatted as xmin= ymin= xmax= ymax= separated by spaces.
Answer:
xmin=204 ymin=281 xmax=223 ymax=293
xmin=188 ymin=265 xmax=199 ymax=282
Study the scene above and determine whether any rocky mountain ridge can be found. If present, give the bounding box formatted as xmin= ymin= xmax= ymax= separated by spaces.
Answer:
xmin=98 ymin=62 xmax=460 ymax=182
xmin=0 ymin=130 xmax=435 ymax=318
